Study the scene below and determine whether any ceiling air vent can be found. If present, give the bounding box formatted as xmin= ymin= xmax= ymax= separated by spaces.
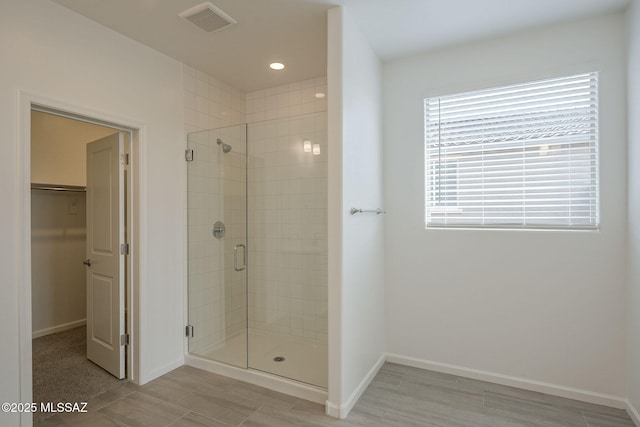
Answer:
xmin=179 ymin=2 xmax=237 ymax=33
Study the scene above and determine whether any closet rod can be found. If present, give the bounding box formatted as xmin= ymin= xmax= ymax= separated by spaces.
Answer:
xmin=31 ymin=183 xmax=86 ymax=193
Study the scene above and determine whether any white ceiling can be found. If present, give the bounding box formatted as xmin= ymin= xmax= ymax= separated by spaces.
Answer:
xmin=50 ymin=0 xmax=631 ymax=92
xmin=338 ymin=0 xmax=632 ymax=60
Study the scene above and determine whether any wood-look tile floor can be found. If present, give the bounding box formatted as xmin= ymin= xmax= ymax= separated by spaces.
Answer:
xmin=38 ymin=363 xmax=635 ymax=426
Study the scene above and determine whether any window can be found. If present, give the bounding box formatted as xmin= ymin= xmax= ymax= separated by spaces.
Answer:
xmin=424 ymin=72 xmax=599 ymax=230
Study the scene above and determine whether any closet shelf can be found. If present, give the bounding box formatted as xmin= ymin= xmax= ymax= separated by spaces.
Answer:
xmin=31 ymin=183 xmax=86 ymax=193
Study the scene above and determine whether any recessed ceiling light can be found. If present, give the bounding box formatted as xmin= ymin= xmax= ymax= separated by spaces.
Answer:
xmin=314 ymin=92 xmax=326 ymax=98
xmin=269 ymin=62 xmax=285 ymax=70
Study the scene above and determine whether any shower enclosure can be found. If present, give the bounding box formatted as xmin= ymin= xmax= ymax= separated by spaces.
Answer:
xmin=187 ymin=112 xmax=328 ymax=388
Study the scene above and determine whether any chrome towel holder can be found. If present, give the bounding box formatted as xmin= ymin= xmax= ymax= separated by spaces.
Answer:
xmin=350 ymin=207 xmax=386 ymax=215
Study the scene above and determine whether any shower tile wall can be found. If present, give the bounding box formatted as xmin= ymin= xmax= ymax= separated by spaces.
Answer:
xmin=246 ymin=78 xmax=328 ymax=343
xmin=184 ymin=66 xmax=329 ymax=356
xmin=184 ymin=65 xmax=246 ymax=355
xmin=246 ymin=77 xmax=327 ymax=123
xmin=220 ymin=126 xmax=247 ymax=340
xmin=187 ymin=126 xmax=247 ymax=355
xmin=187 ymin=130 xmax=224 ymax=354
xmin=183 ymin=65 xmax=246 ymax=134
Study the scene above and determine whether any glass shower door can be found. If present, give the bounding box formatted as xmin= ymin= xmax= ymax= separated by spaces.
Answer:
xmin=187 ymin=124 xmax=247 ymax=368
xmin=247 ymin=112 xmax=328 ymax=387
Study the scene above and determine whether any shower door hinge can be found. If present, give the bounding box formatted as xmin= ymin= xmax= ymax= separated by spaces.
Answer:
xmin=185 ymin=149 xmax=194 ymax=162
xmin=120 ymin=243 xmax=130 ymax=255
xmin=120 ymin=334 xmax=130 ymax=346
xmin=185 ymin=325 xmax=194 ymax=338
xmin=120 ymin=154 xmax=129 ymax=165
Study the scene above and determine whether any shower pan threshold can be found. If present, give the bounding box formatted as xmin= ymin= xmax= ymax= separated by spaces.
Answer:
xmin=184 ymin=353 xmax=327 ymax=405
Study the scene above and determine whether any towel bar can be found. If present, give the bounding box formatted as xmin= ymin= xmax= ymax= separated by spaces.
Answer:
xmin=350 ymin=207 xmax=386 ymax=215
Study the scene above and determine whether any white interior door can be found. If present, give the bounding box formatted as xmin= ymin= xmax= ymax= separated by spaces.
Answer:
xmin=85 ymin=132 xmax=125 ymax=379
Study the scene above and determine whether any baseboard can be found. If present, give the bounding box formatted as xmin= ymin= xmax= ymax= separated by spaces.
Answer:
xmin=325 ymin=401 xmax=341 ymax=418
xmin=325 ymin=353 xmax=386 ymax=419
xmin=386 ymin=353 xmax=627 ymax=410
xmin=32 ymin=319 xmax=86 ymax=339
xmin=627 ymin=399 xmax=640 ymax=426
xmin=185 ymin=354 xmax=327 ymax=404
xmin=142 ymin=358 xmax=184 ymax=385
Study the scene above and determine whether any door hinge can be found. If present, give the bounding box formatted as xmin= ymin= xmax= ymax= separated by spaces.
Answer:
xmin=185 ymin=149 xmax=194 ymax=162
xmin=120 ymin=243 xmax=130 ymax=255
xmin=185 ymin=325 xmax=194 ymax=338
xmin=120 ymin=154 xmax=129 ymax=165
xmin=120 ymin=334 xmax=130 ymax=346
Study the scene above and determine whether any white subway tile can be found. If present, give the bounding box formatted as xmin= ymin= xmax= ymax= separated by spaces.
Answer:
xmin=197 ymin=96 xmax=209 ymax=114
xmin=184 ymin=92 xmax=197 ymax=110
xmin=209 ymin=85 xmax=220 ymax=101
xmin=197 ymin=79 xmax=209 ymax=97
xmin=183 ymin=65 xmax=197 ymax=77
xmin=196 ymin=70 xmax=209 ymax=84
xmin=185 ymin=108 xmax=197 ymax=127
xmin=183 ymin=74 xmax=197 ymax=94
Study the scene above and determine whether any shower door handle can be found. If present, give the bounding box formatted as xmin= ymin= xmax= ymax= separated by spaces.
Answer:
xmin=234 ymin=244 xmax=246 ymax=271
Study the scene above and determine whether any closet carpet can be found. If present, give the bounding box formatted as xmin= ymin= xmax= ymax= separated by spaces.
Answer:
xmin=32 ymin=326 xmax=125 ymax=424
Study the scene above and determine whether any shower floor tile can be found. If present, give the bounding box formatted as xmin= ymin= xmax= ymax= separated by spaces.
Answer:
xmin=202 ymin=329 xmax=328 ymax=388
xmin=248 ymin=329 xmax=327 ymax=388
xmin=198 ymin=330 xmax=247 ymax=369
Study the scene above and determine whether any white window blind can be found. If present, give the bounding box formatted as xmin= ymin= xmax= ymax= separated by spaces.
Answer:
xmin=424 ymin=72 xmax=599 ymax=229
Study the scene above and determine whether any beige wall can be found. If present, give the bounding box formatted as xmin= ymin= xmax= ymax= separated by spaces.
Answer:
xmin=31 ymin=190 xmax=87 ymax=337
xmin=31 ymin=110 xmax=117 ymax=187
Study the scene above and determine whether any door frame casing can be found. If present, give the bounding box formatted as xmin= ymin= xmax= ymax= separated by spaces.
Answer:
xmin=17 ymin=91 xmax=144 ymax=425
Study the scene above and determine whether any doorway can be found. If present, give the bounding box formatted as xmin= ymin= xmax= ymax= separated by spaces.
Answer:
xmin=18 ymin=95 xmax=141 ymax=425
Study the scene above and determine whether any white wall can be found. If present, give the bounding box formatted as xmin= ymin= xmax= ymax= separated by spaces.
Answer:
xmin=384 ymin=14 xmax=628 ymax=400
xmin=1 ymin=1 xmax=185 ymax=424
xmin=327 ymin=6 xmax=385 ymax=417
xmin=627 ymin=0 xmax=640 ymax=420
